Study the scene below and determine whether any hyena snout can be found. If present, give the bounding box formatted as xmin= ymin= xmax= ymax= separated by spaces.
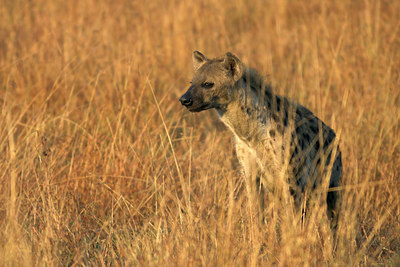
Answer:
xmin=179 ymin=92 xmax=193 ymax=107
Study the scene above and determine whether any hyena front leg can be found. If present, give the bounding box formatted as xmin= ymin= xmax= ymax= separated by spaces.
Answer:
xmin=235 ymin=139 xmax=265 ymax=223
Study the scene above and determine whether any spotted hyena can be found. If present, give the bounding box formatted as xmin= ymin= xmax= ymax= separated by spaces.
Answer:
xmin=179 ymin=51 xmax=342 ymax=223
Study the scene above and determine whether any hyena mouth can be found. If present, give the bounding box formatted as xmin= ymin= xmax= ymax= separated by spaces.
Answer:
xmin=188 ymin=104 xmax=212 ymax=112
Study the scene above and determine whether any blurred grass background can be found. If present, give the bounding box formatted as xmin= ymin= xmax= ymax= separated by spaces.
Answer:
xmin=0 ymin=0 xmax=399 ymax=265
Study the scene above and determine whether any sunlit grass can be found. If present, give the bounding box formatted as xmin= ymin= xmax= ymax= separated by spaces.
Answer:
xmin=0 ymin=0 xmax=399 ymax=265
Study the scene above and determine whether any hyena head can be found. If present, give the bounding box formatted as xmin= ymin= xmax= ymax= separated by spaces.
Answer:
xmin=179 ymin=51 xmax=244 ymax=112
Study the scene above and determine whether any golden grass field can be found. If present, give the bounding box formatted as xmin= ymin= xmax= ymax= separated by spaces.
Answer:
xmin=1 ymin=0 xmax=399 ymax=265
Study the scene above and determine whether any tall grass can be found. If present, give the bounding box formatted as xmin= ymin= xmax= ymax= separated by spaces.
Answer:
xmin=1 ymin=0 xmax=399 ymax=265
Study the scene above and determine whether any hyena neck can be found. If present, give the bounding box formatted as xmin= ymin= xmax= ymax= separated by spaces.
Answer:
xmin=216 ymin=101 xmax=261 ymax=144
xmin=216 ymin=72 xmax=278 ymax=144
xmin=215 ymin=67 xmax=295 ymax=144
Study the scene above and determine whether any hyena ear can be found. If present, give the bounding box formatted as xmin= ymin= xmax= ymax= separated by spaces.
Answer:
xmin=192 ymin=51 xmax=208 ymax=71
xmin=223 ymin=52 xmax=244 ymax=81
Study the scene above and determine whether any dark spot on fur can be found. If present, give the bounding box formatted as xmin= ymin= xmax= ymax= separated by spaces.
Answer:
xmin=303 ymin=133 xmax=310 ymax=142
xmin=246 ymin=108 xmax=251 ymax=115
xmin=310 ymin=125 xmax=318 ymax=134
xmin=289 ymin=188 xmax=295 ymax=196
xmin=290 ymin=140 xmax=295 ymax=148
xmin=269 ymin=129 xmax=275 ymax=137
xmin=310 ymin=117 xmax=318 ymax=125
xmin=323 ymin=138 xmax=331 ymax=149
xmin=284 ymin=111 xmax=288 ymax=126
xmin=276 ymin=97 xmax=281 ymax=112
xmin=294 ymin=146 xmax=299 ymax=155
xmin=315 ymin=141 xmax=320 ymax=151
xmin=299 ymin=139 xmax=305 ymax=150
xmin=277 ymin=124 xmax=282 ymax=132
xmin=296 ymin=126 xmax=302 ymax=135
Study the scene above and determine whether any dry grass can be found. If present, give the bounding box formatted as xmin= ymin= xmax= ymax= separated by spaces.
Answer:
xmin=1 ymin=0 xmax=399 ymax=265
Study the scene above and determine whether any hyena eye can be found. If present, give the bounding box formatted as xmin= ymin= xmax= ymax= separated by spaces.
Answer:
xmin=201 ymin=82 xmax=214 ymax=89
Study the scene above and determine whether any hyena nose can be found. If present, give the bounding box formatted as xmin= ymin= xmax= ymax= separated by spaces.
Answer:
xmin=179 ymin=95 xmax=193 ymax=107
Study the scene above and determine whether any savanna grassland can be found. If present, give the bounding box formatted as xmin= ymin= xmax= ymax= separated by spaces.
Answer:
xmin=1 ymin=0 xmax=399 ymax=265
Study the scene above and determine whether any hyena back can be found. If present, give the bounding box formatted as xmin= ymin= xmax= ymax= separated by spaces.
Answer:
xmin=179 ymin=51 xmax=342 ymax=222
